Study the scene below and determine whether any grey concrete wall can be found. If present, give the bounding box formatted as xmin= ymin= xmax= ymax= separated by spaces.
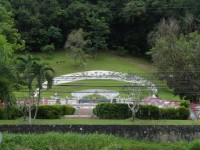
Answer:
xmin=0 ymin=125 xmax=199 ymax=142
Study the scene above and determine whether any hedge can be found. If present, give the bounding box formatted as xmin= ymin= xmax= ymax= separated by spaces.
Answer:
xmin=0 ymin=106 xmax=22 ymax=120
xmin=32 ymin=105 xmax=75 ymax=119
xmin=136 ymin=105 xmax=160 ymax=120
xmin=93 ymin=103 xmax=131 ymax=119
xmin=136 ymin=105 xmax=190 ymax=120
xmin=94 ymin=103 xmax=190 ymax=120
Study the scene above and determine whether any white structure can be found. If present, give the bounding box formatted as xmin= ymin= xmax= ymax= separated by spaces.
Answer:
xmin=71 ymin=89 xmax=119 ymax=99
xmin=42 ymin=70 xmax=157 ymax=95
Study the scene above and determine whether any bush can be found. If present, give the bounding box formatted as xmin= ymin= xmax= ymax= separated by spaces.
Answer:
xmin=0 ymin=106 xmax=22 ymax=120
xmin=136 ymin=105 xmax=190 ymax=120
xmin=41 ymin=44 xmax=55 ymax=54
xmin=160 ymin=108 xmax=179 ymax=120
xmin=81 ymin=94 xmax=109 ymax=103
xmin=94 ymin=103 xmax=131 ymax=119
xmin=32 ymin=105 xmax=75 ymax=119
xmin=136 ymin=105 xmax=160 ymax=120
xmin=177 ymin=106 xmax=190 ymax=120
xmin=180 ymin=100 xmax=190 ymax=108
xmin=58 ymin=105 xmax=76 ymax=115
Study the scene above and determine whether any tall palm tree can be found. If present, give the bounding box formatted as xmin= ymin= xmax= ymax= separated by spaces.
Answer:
xmin=16 ymin=54 xmax=40 ymax=123
xmin=32 ymin=61 xmax=54 ymax=120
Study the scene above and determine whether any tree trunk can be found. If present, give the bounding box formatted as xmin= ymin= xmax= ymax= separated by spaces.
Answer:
xmin=33 ymin=88 xmax=41 ymax=121
xmin=28 ymin=99 xmax=32 ymax=124
xmin=132 ymin=111 xmax=136 ymax=120
xmin=28 ymin=90 xmax=32 ymax=124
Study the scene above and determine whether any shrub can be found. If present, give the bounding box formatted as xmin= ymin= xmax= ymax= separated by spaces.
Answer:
xmin=41 ymin=44 xmax=55 ymax=54
xmin=0 ymin=108 xmax=4 ymax=119
xmin=0 ymin=106 xmax=22 ymax=120
xmin=94 ymin=103 xmax=131 ymax=119
xmin=81 ymin=94 xmax=109 ymax=103
xmin=32 ymin=105 xmax=75 ymax=119
xmin=180 ymin=100 xmax=190 ymax=108
xmin=136 ymin=105 xmax=190 ymax=120
xmin=160 ymin=108 xmax=179 ymax=120
xmin=177 ymin=106 xmax=190 ymax=120
xmin=57 ymin=105 xmax=76 ymax=115
xmin=136 ymin=105 xmax=159 ymax=120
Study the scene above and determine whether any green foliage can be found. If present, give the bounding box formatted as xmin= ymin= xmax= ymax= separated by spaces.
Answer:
xmin=180 ymin=100 xmax=190 ymax=108
xmin=136 ymin=105 xmax=160 ymax=120
xmin=94 ymin=103 xmax=131 ymax=119
xmin=41 ymin=44 xmax=55 ymax=55
xmin=113 ymin=46 xmax=128 ymax=56
xmin=65 ymin=28 xmax=88 ymax=66
xmin=0 ymin=34 xmax=12 ymax=62
xmin=32 ymin=105 xmax=75 ymax=119
xmin=0 ymin=106 xmax=22 ymax=120
xmin=122 ymin=0 xmax=146 ymax=22
xmin=160 ymin=108 xmax=179 ymax=120
xmin=178 ymin=106 xmax=190 ymax=120
xmin=4 ymin=0 xmax=200 ymax=56
xmin=82 ymin=94 xmax=109 ymax=103
xmin=58 ymin=105 xmax=76 ymax=116
xmin=148 ymin=29 xmax=200 ymax=102
xmin=0 ymin=77 xmax=13 ymax=102
xmin=136 ymin=105 xmax=190 ymax=120
xmin=0 ymin=5 xmax=25 ymax=51
xmin=190 ymin=141 xmax=200 ymax=150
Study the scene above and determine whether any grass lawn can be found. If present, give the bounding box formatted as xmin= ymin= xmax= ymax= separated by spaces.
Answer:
xmin=31 ymin=50 xmax=156 ymax=76
xmin=0 ymin=118 xmax=199 ymax=125
xmin=41 ymin=79 xmax=134 ymax=98
xmin=15 ymin=50 xmax=180 ymax=100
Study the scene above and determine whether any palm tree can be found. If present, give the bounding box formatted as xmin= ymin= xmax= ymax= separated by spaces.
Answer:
xmin=32 ymin=61 xmax=54 ymax=120
xmin=16 ymin=54 xmax=40 ymax=123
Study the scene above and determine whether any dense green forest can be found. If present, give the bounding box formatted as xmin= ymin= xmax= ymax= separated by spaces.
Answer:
xmin=1 ymin=0 xmax=200 ymax=56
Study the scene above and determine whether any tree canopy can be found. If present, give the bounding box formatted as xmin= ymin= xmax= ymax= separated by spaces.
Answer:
xmin=0 ymin=0 xmax=198 ymax=56
xmin=148 ymin=17 xmax=200 ymax=102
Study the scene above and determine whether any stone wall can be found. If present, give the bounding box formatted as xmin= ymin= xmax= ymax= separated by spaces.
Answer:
xmin=0 ymin=125 xmax=199 ymax=142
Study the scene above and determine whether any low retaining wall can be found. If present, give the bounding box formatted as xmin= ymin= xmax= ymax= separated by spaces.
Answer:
xmin=0 ymin=125 xmax=199 ymax=142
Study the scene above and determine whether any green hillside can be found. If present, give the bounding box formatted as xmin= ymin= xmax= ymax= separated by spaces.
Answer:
xmin=15 ymin=51 xmax=179 ymax=100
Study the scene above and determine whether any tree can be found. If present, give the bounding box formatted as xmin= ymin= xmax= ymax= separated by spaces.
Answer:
xmin=0 ymin=5 xmax=25 ymax=51
xmin=64 ymin=28 xmax=88 ymax=66
xmin=41 ymin=44 xmax=55 ymax=55
xmin=32 ymin=62 xmax=54 ymax=120
xmin=86 ymin=16 xmax=110 ymax=58
xmin=0 ymin=8 xmax=23 ymax=119
xmin=16 ymin=54 xmax=40 ymax=123
xmin=148 ymin=31 xmax=200 ymax=102
xmin=148 ymin=18 xmax=180 ymax=46
xmin=122 ymin=0 xmax=146 ymax=23
xmin=123 ymin=73 xmax=151 ymax=120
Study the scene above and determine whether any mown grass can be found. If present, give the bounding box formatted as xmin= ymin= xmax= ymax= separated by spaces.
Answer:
xmin=0 ymin=118 xmax=200 ymax=125
xmin=41 ymin=79 xmax=133 ymax=98
xmin=0 ymin=132 xmax=195 ymax=150
xmin=15 ymin=50 xmax=180 ymax=100
xmin=32 ymin=50 xmax=156 ymax=76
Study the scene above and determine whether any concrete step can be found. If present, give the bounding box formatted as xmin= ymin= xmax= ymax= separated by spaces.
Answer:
xmin=63 ymin=115 xmax=96 ymax=119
